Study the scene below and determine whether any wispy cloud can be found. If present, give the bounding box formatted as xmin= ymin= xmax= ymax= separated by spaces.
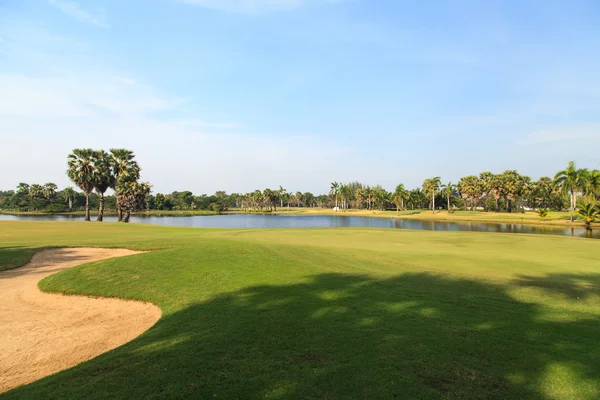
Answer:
xmin=178 ymin=0 xmax=344 ymax=14
xmin=518 ymin=128 xmax=600 ymax=146
xmin=48 ymin=0 xmax=108 ymax=28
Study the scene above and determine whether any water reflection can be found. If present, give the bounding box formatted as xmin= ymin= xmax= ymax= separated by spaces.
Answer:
xmin=0 ymin=213 xmax=598 ymax=239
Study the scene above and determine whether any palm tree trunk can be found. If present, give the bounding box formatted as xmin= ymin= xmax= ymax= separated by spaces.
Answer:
xmin=432 ymin=191 xmax=435 ymax=214
xmin=447 ymin=194 xmax=450 ymax=212
xmin=570 ymin=190 xmax=575 ymax=222
xmin=124 ymin=210 xmax=131 ymax=223
xmin=84 ymin=192 xmax=90 ymax=221
xmin=97 ymin=193 xmax=104 ymax=222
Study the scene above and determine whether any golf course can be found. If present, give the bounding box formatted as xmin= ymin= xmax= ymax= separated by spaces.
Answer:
xmin=2 ymin=220 xmax=599 ymax=399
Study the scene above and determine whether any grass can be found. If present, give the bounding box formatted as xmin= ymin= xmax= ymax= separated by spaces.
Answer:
xmin=0 ymin=209 xmax=218 ymax=216
xmin=2 ymin=221 xmax=600 ymax=399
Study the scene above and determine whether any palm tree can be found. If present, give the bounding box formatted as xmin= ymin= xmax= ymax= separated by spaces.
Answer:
xmin=458 ymin=175 xmax=481 ymax=211
xmin=584 ymin=169 xmax=600 ymax=201
xmin=554 ymin=161 xmax=587 ymax=222
xmin=29 ymin=184 xmax=44 ymax=199
xmin=422 ymin=177 xmax=441 ymax=214
xmin=329 ymin=182 xmax=340 ymax=209
xmin=92 ymin=150 xmax=114 ymax=221
xmin=279 ymin=186 xmax=286 ymax=208
xmin=110 ymin=149 xmax=140 ymax=221
xmin=67 ymin=148 xmax=95 ymax=221
xmin=116 ymin=181 xmax=151 ymax=223
xmin=62 ymin=186 xmax=77 ymax=211
xmin=43 ymin=183 xmax=58 ymax=199
xmin=441 ymin=182 xmax=455 ymax=212
xmin=393 ymin=184 xmax=409 ymax=215
xmin=577 ymin=202 xmax=599 ymax=230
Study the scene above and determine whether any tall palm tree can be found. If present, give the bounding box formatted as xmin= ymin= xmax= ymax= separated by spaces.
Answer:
xmin=110 ymin=149 xmax=140 ymax=221
xmin=29 ymin=184 xmax=44 ymax=199
xmin=441 ymin=182 xmax=455 ymax=212
xmin=554 ymin=161 xmax=587 ymax=222
xmin=458 ymin=175 xmax=481 ymax=211
xmin=67 ymin=148 xmax=95 ymax=221
xmin=422 ymin=177 xmax=441 ymax=214
xmin=584 ymin=169 xmax=600 ymax=201
xmin=279 ymin=186 xmax=286 ymax=209
xmin=116 ymin=181 xmax=151 ymax=223
xmin=92 ymin=150 xmax=114 ymax=221
xmin=329 ymin=182 xmax=340 ymax=209
xmin=393 ymin=184 xmax=409 ymax=215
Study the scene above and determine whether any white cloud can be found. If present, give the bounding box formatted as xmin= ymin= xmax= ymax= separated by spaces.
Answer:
xmin=48 ymin=0 xmax=108 ymax=28
xmin=178 ymin=0 xmax=344 ymax=14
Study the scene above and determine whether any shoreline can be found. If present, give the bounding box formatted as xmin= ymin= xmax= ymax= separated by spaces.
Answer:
xmin=2 ymin=209 xmax=597 ymax=229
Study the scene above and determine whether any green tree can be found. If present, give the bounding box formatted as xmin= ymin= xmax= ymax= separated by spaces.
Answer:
xmin=393 ymin=184 xmax=409 ymax=214
xmin=62 ymin=187 xmax=77 ymax=211
xmin=584 ymin=169 xmax=600 ymax=201
xmin=110 ymin=149 xmax=140 ymax=221
xmin=116 ymin=181 xmax=151 ymax=223
xmin=67 ymin=148 xmax=96 ymax=221
xmin=554 ymin=161 xmax=588 ymax=222
xmin=92 ymin=150 xmax=114 ymax=221
xmin=441 ymin=182 xmax=455 ymax=212
xmin=577 ymin=201 xmax=599 ymax=230
xmin=329 ymin=182 xmax=340 ymax=209
xmin=43 ymin=183 xmax=58 ymax=200
xmin=458 ymin=175 xmax=481 ymax=211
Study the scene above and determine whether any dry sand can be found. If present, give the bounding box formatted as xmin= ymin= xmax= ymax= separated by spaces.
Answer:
xmin=0 ymin=248 xmax=161 ymax=393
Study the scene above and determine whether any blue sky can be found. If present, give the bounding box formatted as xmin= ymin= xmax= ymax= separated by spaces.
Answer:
xmin=1 ymin=0 xmax=599 ymax=194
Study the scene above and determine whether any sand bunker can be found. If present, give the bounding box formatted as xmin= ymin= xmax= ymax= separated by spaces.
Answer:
xmin=0 ymin=248 xmax=161 ymax=393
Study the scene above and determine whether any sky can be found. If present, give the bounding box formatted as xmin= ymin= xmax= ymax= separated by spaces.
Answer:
xmin=1 ymin=0 xmax=600 ymax=194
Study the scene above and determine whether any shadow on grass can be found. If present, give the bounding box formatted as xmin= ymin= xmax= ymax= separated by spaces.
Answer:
xmin=516 ymin=273 xmax=600 ymax=300
xmin=0 ymin=246 xmax=39 ymax=272
xmin=9 ymin=272 xmax=600 ymax=399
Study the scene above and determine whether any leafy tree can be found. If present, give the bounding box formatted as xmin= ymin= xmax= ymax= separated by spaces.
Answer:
xmin=554 ymin=161 xmax=588 ymax=222
xmin=67 ymin=148 xmax=96 ymax=221
xmin=43 ymin=183 xmax=58 ymax=200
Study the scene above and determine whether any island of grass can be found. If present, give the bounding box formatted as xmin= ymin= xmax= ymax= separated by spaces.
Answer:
xmin=2 ymin=221 xmax=599 ymax=399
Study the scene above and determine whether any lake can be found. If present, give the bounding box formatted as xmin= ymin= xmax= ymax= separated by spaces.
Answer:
xmin=1 ymin=213 xmax=598 ymax=239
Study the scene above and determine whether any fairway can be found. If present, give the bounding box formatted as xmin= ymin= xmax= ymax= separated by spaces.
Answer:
xmin=1 ymin=221 xmax=600 ymax=399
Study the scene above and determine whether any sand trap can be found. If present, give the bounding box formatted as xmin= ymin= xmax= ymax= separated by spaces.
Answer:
xmin=0 ymin=248 xmax=161 ymax=393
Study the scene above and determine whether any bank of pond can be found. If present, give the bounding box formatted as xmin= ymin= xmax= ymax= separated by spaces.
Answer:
xmin=0 ymin=213 xmax=597 ymax=239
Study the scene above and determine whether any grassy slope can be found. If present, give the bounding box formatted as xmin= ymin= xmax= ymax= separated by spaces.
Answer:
xmin=2 ymin=221 xmax=600 ymax=399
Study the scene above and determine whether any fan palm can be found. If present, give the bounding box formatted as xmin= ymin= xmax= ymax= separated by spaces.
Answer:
xmin=584 ymin=169 xmax=600 ymax=201
xmin=110 ymin=149 xmax=140 ymax=221
xmin=116 ymin=181 xmax=151 ymax=223
xmin=62 ymin=186 xmax=77 ymax=211
xmin=92 ymin=150 xmax=115 ymax=221
xmin=67 ymin=148 xmax=95 ymax=221
xmin=554 ymin=161 xmax=587 ymax=222
xmin=43 ymin=183 xmax=58 ymax=199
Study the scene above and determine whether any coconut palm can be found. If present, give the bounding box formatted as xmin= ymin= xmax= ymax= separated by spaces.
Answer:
xmin=92 ymin=150 xmax=114 ymax=221
xmin=279 ymin=186 xmax=286 ymax=208
xmin=577 ymin=202 xmax=599 ymax=230
xmin=554 ymin=161 xmax=588 ymax=222
xmin=110 ymin=149 xmax=140 ymax=221
xmin=329 ymin=182 xmax=340 ymax=209
xmin=393 ymin=184 xmax=409 ymax=215
xmin=62 ymin=186 xmax=77 ymax=211
xmin=67 ymin=148 xmax=96 ymax=221
xmin=422 ymin=177 xmax=441 ymax=214
xmin=537 ymin=207 xmax=549 ymax=222
xmin=584 ymin=169 xmax=600 ymax=201
xmin=441 ymin=182 xmax=455 ymax=212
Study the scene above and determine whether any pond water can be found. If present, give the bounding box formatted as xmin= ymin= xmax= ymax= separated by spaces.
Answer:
xmin=1 ymin=213 xmax=598 ymax=239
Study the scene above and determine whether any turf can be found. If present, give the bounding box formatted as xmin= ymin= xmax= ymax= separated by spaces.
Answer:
xmin=2 ymin=221 xmax=600 ymax=399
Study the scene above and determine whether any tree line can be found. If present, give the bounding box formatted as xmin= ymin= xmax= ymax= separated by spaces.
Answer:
xmin=1 ymin=159 xmax=598 ymax=226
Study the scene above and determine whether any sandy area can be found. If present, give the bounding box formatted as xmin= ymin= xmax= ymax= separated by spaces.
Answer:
xmin=0 ymin=248 xmax=161 ymax=393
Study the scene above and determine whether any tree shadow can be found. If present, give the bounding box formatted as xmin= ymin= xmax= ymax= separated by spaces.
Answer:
xmin=12 ymin=272 xmax=600 ymax=399
xmin=515 ymin=273 xmax=600 ymax=300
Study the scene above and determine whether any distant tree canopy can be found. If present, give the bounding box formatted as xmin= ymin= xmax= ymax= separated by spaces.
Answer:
xmin=2 ymin=161 xmax=599 ymax=219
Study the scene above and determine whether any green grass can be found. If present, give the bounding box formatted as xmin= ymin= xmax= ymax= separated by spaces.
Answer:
xmin=2 ymin=221 xmax=600 ymax=399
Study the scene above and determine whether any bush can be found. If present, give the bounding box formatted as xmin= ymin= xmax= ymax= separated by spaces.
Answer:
xmin=44 ymin=204 xmax=69 ymax=213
